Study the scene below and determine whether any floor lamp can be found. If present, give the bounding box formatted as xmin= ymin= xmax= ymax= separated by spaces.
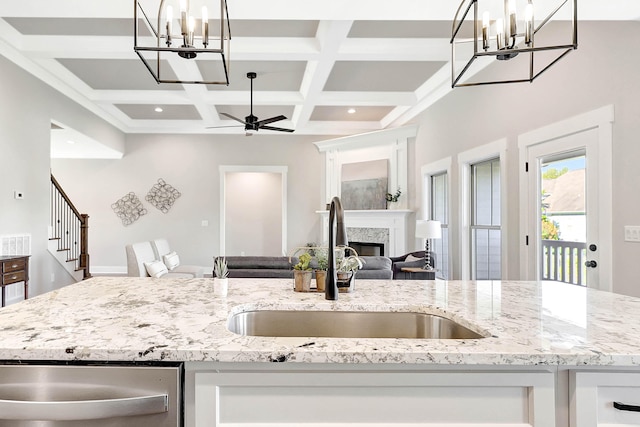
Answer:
xmin=416 ymin=220 xmax=441 ymax=271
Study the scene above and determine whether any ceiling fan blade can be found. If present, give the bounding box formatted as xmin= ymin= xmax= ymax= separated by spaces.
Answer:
xmin=220 ymin=112 xmax=248 ymax=124
xmin=205 ymin=125 xmax=244 ymax=129
xmin=259 ymin=125 xmax=295 ymax=133
xmin=255 ymin=115 xmax=287 ymax=126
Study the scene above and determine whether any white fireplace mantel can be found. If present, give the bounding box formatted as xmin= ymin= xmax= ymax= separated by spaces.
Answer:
xmin=317 ymin=209 xmax=413 ymax=257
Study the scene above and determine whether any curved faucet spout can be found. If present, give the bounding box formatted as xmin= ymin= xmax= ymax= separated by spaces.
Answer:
xmin=326 ymin=196 xmax=347 ymax=300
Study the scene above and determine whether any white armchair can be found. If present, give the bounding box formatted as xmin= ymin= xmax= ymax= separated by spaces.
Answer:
xmin=150 ymin=238 xmax=206 ymax=278
xmin=125 ymin=241 xmax=199 ymax=278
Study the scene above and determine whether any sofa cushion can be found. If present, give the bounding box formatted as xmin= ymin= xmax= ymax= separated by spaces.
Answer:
xmin=228 ymin=269 xmax=294 ymax=279
xmin=163 ymin=251 xmax=180 ymax=270
xmin=144 ymin=260 xmax=168 ymax=278
xmin=359 ymin=256 xmax=392 ymax=271
xmin=224 ymin=256 xmax=296 ymax=270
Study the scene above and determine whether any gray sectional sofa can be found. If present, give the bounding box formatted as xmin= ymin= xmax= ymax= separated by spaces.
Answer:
xmin=215 ymin=255 xmax=393 ymax=280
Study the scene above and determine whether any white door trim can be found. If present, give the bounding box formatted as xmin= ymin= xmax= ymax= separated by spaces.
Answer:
xmin=219 ymin=165 xmax=288 ymax=256
xmin=517 ymin=105 xmax=613 ymax=291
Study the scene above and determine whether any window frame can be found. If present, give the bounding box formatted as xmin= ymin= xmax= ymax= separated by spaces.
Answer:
xmin=420 ymin=157 xmax=452 ymax=280
xmin=458 ymin=139 xmax=508 ymax=280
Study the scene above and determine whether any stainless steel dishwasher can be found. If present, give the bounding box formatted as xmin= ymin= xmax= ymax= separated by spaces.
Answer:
xmin=0 ymin=362 xmax=183 ymax=426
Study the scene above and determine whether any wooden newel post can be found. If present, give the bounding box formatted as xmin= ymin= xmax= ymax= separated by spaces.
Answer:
xmin=80 ymin=214 xmax=91 ymax=279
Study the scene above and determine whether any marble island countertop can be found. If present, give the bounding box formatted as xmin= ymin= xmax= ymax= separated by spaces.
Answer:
xmin=0 ymin=277 xmax=639 ymax=366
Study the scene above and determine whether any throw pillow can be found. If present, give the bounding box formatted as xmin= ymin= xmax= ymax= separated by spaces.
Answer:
xmin=405 ymin=254 xmax=425 ymax=262
xmin=163 ymin=251 xmax=180 ymax=270
xmin=144 ymin=260 xmax=168 ymax=278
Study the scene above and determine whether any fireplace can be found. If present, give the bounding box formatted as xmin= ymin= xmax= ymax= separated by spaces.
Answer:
xmin=349 ymin=241 xmax=385 ymax=256
xmin=317 ymin=209 xmax=412 ymax=257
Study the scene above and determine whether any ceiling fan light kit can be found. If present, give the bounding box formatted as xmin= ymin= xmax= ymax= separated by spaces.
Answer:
xmin=134 ymin=0 xmax=231 ymax=85
xmin=217 ymin=72 xmax=295 ymax=133
xmin=450 ymin=0 xmax=577 ymax=87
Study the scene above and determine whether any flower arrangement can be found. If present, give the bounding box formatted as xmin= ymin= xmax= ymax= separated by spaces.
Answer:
xmin=385 ymin=187 xmax=402 ymax=203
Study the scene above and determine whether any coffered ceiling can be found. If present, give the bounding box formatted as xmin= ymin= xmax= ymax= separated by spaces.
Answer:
xmin=0 ymin=1 xmax=638 ymax=137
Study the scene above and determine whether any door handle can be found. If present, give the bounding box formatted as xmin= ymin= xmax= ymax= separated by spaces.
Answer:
xmin=0 ymin=394 xmax=168 ymax=421
xmin=585 ymin=260 xmax=597 ymax=268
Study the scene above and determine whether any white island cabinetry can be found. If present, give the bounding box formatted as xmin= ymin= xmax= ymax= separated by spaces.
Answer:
xmin=188 ymin=363 xmax=557 ymax=427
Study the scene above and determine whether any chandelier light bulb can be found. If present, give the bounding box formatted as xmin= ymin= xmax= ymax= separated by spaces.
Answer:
xmin=165 ymin=5 xmax=173 ymax=45
xmin=179 ymin=0 xmax=188 ymax=35
xmin=188 ymin=15 xmax=195 ymax=45
xmin=496 ymin=18 xmax=505 ymax=50
xmin=525 ymin=2 xmax=534 ymax=45
xmin=482 ymin=11 xmax=490 ymax=50
xmin=507 ymin=0 xmax=517 ymax=39
xmin=202 ymin=6 xmax=209 ymax=47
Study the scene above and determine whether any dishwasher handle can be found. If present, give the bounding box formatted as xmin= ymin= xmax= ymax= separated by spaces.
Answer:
xmin=0 ymin=394 xmax=168 ymax=421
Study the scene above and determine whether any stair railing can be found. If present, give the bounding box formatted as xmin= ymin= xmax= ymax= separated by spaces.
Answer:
xmin=50 ymin=175 xmax=91 ymax=279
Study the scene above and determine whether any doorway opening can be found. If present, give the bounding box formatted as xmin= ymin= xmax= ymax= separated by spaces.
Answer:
xmin=219 ymin=166 xmax=288 ymax=256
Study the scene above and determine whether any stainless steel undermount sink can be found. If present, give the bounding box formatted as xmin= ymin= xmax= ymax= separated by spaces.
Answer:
xmin=227 ymin=310 xmax=486 ymax=339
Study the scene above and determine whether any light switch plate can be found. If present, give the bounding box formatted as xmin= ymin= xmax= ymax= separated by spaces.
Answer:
xmin=624 ymin=226 xmax=640 ymax=242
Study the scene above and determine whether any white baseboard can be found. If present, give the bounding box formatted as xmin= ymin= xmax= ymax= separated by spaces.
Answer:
xmin=92 ymin=265 xmax=127 ymax=276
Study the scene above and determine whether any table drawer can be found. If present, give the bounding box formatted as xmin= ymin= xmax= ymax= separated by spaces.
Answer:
xmin=2 ymin=258 xmax=26 ymax=273
xmin=2 ymin=270 xmax=25 ymax=286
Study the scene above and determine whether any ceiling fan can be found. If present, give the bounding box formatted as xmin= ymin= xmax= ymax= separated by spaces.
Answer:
xmin=218 ymin=72 xmax=294 ymax=133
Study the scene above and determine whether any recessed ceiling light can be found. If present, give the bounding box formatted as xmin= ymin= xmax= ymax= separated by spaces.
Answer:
xmin=66 ymin=140 xmax=75 ymax=145
xmin=154 ymin=107 xmax=163 ymax=113
xmin=347 ymin=108 xmax=356 ymax=114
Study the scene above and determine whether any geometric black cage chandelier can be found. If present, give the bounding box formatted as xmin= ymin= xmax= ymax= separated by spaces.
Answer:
xmin=451 ymin=0 xmax=577 ymax=88
xmin=134 ymin=0 xmax=231 ymax=85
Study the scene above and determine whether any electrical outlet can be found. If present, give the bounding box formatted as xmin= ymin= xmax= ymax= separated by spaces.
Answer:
xmin=201 ymin=220 xmax=209 ymax=227
xmin=50 ymin=273 xmax=55 ymax=283
xmin=624 ymin=226 xmax=640 ymax=242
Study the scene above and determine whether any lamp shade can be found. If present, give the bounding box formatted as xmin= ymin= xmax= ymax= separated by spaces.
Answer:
xmin=416 ymin=220 xmax=442 ymax=239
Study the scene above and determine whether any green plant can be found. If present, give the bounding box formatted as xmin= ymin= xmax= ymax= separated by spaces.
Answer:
xmin=337 ymin=255 xmax=364 ymax=273
xmin=293 ymin=252 xmax=313 ymax=271
xmin=315 ymin=248 xmax=328 ymax=270
xmin=213 ymin=257 xmax=229 ymax=278
xmin=385 ymin=187 xmax=402 ymax=202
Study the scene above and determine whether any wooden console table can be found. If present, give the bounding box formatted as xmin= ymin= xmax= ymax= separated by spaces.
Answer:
xmin=0 ymin=255 xmax=29 ymax=307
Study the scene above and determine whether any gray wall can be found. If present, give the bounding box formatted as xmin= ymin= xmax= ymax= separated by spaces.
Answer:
xmin=410 ymin=21 xmax=640 ymax=296
xmin=52 ymin=133 xmax=324 ymax=272
xmin=0 ymin=54 xmax=125 ymax=300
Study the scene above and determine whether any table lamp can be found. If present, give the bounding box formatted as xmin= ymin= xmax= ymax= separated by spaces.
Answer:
xmin=415 ymin=220 xmax=441 ymax=270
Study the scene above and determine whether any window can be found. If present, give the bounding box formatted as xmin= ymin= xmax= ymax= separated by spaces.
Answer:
xmin=430 ymin=172 xmax=449 ymax=279
xmin=471 ymin=158 xmax=501 ymax=280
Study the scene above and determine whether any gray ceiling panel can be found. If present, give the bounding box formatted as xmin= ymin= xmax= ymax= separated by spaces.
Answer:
xmin=115 ymin=104 xmax=202 ymax=120
xmin=324 ymin=61 xmax=447 ymax=92
xmin=202 ymin=61 xmax=306 ymax=91
xmin=310 ymin=106 xmax=394 ymax=122
xmin=57 ymin=59 xmax=184 ymax=91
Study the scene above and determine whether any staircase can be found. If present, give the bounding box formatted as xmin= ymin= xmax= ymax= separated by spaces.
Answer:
xmin=49 ymin=175 xmax=91 ymax=281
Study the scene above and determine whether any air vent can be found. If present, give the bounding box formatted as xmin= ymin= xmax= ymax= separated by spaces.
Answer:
xmin=0 ymin=234 xmax=31 ymax=256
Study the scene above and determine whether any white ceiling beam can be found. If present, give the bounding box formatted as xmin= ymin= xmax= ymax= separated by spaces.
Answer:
xmin=292 ymin=20 xmax=353 ymax=129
